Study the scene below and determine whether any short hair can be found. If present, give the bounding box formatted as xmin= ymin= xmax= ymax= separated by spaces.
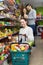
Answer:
xmin=26 ymin=3 xmax=32 ymax=8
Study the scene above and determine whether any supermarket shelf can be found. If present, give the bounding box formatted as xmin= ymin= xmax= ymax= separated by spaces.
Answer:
xmin=0 ymin=25 xmax=15 ymax=27
xmin=0 ymin=17 xmax=16 ymax=21
xmin=0 ymin=25 xmax=19 ymax=29
xmin=0 ymin=32 xmax=18 ymax=42
xmin=0 ymin=36 xmax=8 ymax=42
xmin=0 ymin=16 xmax=6 ymax=18
xmin=0 ymin=36 xmax=8 ymax=40
xmin=0 ymin=15 xmax=19 ymax=22
xmin=0 ymin=7 xmax=5 ymax=11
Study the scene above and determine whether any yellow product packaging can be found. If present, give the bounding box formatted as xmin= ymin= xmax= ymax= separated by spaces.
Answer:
xmin=20 ymin=46 xmax=25 ymax=51
xmin=11 ymin=44 xmax=18 ymax=51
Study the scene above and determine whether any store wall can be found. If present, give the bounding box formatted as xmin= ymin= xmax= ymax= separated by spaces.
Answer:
xmin=21 ymin=0 xmax=43 ymax=7
xmin=31 ymin=0 xmax=43 ymax=7
xmin=20 ymin=0 xmax=29 ymax=5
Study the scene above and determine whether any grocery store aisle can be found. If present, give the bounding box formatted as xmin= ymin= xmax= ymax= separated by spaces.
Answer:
xmin=29 ymin=36 xmax=43 ymax=65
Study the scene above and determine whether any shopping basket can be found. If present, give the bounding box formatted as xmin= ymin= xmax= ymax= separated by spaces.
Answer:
xmin=10 ymin=34 xmax=31 ymax=65
xmin=10 ymin=49 xmax=31 ymax=65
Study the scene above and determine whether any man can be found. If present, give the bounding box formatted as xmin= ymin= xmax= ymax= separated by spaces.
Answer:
xmin=19 ymin=18 xmax=34 ymax=46
xmin=24 ymin=4 xmax=36 ymax=36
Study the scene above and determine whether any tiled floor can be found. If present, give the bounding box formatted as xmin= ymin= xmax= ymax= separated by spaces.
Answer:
xmin=29 ymin=36 xmax=43 ymax=65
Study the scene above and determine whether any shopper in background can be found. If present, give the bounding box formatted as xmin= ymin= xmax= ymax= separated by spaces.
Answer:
xmin=24 ymin=4 xmax=36 ymax=36
xmin=19 ymin=7 xmax=27 ymax=20
xmin=19 ymin=18 xmax=34 ymax=46
xmin=23 ymin=8 xmax=27 ymax=16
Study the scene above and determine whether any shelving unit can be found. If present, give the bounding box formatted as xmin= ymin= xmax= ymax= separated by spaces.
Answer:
xmin=0 ymin=15 xmax=19 ymax=40
xmin=0 ymin=1 xmax=20 ymax=64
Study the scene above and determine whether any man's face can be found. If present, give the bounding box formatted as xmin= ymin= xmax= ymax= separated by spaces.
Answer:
xmin=20 ymin=19 xmax=27 ymax=28
xmin=26 ymin=5 xmax=31 ymax=11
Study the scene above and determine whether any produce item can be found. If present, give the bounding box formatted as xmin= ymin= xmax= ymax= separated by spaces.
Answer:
xmin=11 ymin=44 xmax=18 ymax=51
xmin=0 ymin=43 xmax=2 ymax=48
xmin=14 ymin=36 xmax=18 ymax=42
xmin=1 ymin=11 xmax=4 ymax=15
xmin=0 ymin=2 xmax=3 ymax=6
xmin=8 ymin=29 xmax=13 ymax=35
xmin=0 ymin=43 xmax=3 ymax=55
xmin=0 ymin=31 xmax=7 ymax=38
xmin=0 ymin=27 xmax=19 ymax=39
xmin=28 ymin=41 xmax=34 ymax=47
xmin=15 ymin=46 xmax=21 ymax=51
xmin=11 ymin=36 xmax=16 ymax=43
xmin=1 ymin=54 xmax=5 ymax=60
xmin=20 ymin=46 xmax=25 ymax=51
xmin=5 ymin=45 xmax=10 ymax=50
xmin=15 ymin=9 xmax=20 ymax=17
xmin=0 ymin=21 xmax=5 ymax=26
xmin=20 ymin=44 xmax=29 ymax=51
xmin=25 ymin=44 xmax=29 ymax=51
xmin=2 ymin=22 xmax=5 ymax=26
xmin=6 ymin=14 xmax=10 ymax=18
xmin=0 ymin=43 xmax=9 ymax=61
xmin=3 ymin=50 xmax=8 ymax=54
xmin=5 ymin=28 xmax=13 ymax=36
xmin=8 ymin=36 xmax=12 ymax=40
xmin=0 ymin=21 xmax=12 ymax=26
xmin=11 ymin=44 xmax=30 ymax=51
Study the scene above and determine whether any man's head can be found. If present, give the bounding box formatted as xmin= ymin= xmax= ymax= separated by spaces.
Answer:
xmin=20 ymin=18 xmax=27 ymax=28
xmin=26 ymin=4 xmax=32 ymax=11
